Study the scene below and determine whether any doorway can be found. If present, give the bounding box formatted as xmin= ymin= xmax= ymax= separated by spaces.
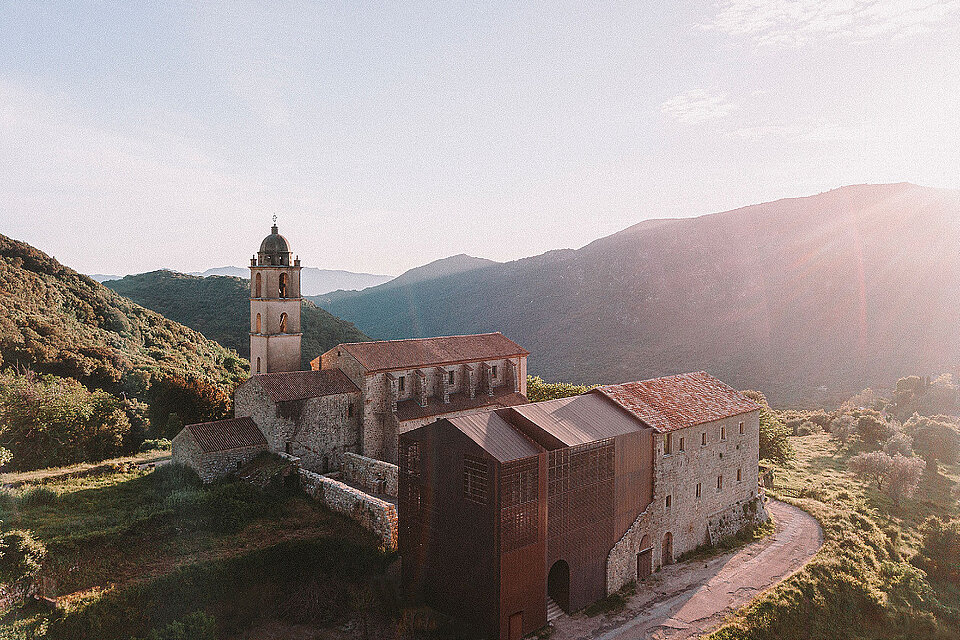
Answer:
xmin=637 ymin=534 xmax=653 ymax=581
xmin=662 ymin=532 xmax=674 ymax=566
xmin=547 ymin=560 xmax=570 ymax=612
xmin=508 ymin=612 xmax=523 ymax=640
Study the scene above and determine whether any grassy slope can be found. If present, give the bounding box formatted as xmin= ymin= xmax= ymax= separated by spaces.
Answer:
xmin=0 ymin=465 xmax=386 ymax=639
xmin=105 ymin=270 xmax=369 ymax=366
xmin=711 ymin=433 xmax=960 ymax=639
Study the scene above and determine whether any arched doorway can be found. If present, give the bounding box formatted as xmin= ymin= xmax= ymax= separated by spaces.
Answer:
xmin=547 ymin=560 xmax=570 ymax=612
xmin=279 ymin=273 xmax=288 ymax=298
xmin=637 ymin=534 xmax=653 ymax=581
xmin=255 ymin=273 xmax=262 ymax=298
xmin=662 ymin=532 xmax=674 ymax=566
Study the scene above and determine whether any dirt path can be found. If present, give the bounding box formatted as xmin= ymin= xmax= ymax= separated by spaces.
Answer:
xmin=550 ymin=500 xmax=822 ymax=640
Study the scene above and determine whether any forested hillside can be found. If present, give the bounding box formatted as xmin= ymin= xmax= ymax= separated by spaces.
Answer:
xmin=321 ymin=183 xmax=960 ymax=406
xmin=0 ymin=235 xmax=248 ymax=467
xmin=106 ymin=270 xmax=369 ymax=366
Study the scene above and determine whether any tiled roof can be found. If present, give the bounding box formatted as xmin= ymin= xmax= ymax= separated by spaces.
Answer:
xmin=335 ymin=333 xmax=528 ymax=373
xmin=592 ymin=371 xmax=760 ymax=433
xmin=185 ymin=417 xmax=268 ymax=454
xmin=445 ymin=411 xmax=543 ymax=463
xmin=395 ymin=388 xmax=528 ymax=422
xmin=508 ymin=393 xmax=643 ymax=447
xmin=251 ymin=369 xmax=360 ymax=403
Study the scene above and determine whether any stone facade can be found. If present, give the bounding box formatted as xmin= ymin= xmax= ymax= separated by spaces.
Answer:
xmin=234 ymin=381 xmax=361 ymax=474
xmin=341 ymin=452 xmax=398 ymax=498
xmin=171 ymin=429 xmax=266 ymax=484
xmin=299 ymin=468 xmax=398 ymax=551
xmin=605 ymin=410 xmax=767 ymax=594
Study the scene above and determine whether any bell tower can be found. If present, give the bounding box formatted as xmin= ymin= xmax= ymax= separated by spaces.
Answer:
xmin=249 ymin=218 xmax=302 ymax=374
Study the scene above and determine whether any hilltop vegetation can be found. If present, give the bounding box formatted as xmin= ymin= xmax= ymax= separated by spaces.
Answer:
xmin=320 ymin=183 xmax=960 ymax=406
xmin=712 ymin=382 xmax=960 ymax=640
xmin=0 ymin=235 xmax=247 ymax=468
xmin=106 ymin=270 xmax=369 ymax=366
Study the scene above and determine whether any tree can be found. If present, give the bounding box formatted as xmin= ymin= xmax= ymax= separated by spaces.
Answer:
xmin=883 ymin=432 xmax=913 ymax=457
xmin=910 ymin=417 xmax=960 ymax=466
xmin=849 ymin=451 xmax=894 ymax=491
xmin=526 ymin=376 xmax=593 ymax=402
xmin=886 ymin=454 xmax=925 ymax=503
xmin=914 ymin=517 xmax=960 ymax=584
xmin=830 ymin=414 xmax=856 ymax=446
xmin=743 ymin=390 xmax=792 ymax=463
xmin=856 ymin=412 xmax=893 ymax=449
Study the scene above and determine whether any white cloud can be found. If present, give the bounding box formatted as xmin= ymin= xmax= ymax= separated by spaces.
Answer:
xmin=660 ymin=89 xmax=739 ymax=124
xmin=701 ymin=0 xmax=960 ymax=46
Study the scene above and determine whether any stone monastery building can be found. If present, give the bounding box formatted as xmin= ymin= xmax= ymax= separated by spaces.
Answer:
xmin=172 ymin=224 xmax=767 ymax=640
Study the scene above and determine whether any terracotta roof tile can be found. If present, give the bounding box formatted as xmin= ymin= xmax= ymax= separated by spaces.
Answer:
xmin=592 ymin=371 xmax=760 ymax=433
xmin=251 ymin=369 xmax=360 ymax=403
xmin=185 ymin=417 xmax=268 ymax=453
xmin=335 ymin=333 xmax=528 ymax=373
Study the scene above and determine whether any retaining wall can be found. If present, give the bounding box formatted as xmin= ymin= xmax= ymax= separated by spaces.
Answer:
xmin=299 ymin=468 xmax=398 ymax=551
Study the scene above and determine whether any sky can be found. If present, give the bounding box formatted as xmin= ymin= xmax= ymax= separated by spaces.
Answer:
xmin=1 ymin=1 xmax=959 ymax=276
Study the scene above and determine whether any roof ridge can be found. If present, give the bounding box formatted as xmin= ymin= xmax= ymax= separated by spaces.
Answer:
xmin=341 ymin=332 xmax=504 ymax=347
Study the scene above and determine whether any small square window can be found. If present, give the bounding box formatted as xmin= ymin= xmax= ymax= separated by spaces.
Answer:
xmin=348 ymin=404 xmax=354 ymax=418
xmin=696 ymin=482 xmax=702 ymax=498
xmin=717 ymin=475 xmax=724 ymax=491
xmin=665 ymin=494 xmax=672 ymax=508
xmin=448 ymin=370 xmax=455 ymax=385
xmin=739 ymin=421 xmax=744 ymax=435
xmin=492 ymin=365 xmax=498 ymax=378
xmin=679 ymin=437 xmax=685 ymax=452
xmin=720 ymin=426 xmax=726 ymax=441
xmin=701 ymin=432 xmax=707 ymax=446
xmin=737 ymin=468 xmax=742 ymax=482
xmin=664 ymin=433 xmax=672 ymax=455
xmin=398 ymin=376 xmax=405 ymax=392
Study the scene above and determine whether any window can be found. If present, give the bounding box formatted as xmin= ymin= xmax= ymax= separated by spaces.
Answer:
xmin=737 ymin=468 xmax=742 ymax=482
xmin=679 ymin=437 xmax=685 ymax=452
xmin=255 ymin=313 xmax=261 ymax=333
xmin=448 ymin=370 xmax=455 ymax=385
xmin=398 ymin=376 xmax=405 ymax=393
xmin=347 ymin=404 xmax=354 ymax=418
xmin=236 ymin=460 xmax=243 ymax=471
xmin=256 ymin=357 xmax=261 ymax=374
xmin=463 ymin=455 xmax=488 ymax=504
xmin=739 ymin=421 xmax=745 ymax=435
xmin=720 ymin=425 xmax=726 ymax=441
xmin=492 ymin=365 xmax=498 ymax=378
xmin=665 ymin=494 xmax=672 ymax=508
xmin=255 ymin=272 xmax=262 ymax=298
xmin=701 ymin=432 xmax=707 ymax=446
xmin=285 ymin=442 xmax=292 ymax=455
xmin=279 ymin=273 xmax=288 ymax=298
xmin=696 ymin=482 xmax=702 ymax=498
xmin=717 ymin=475 xmax=724 ymax=491
xmin=664 ymin=433 xmax=672 ymax=455
xmin=279 ymin=312 xmax=288 ymax=333
xmin=337 ymin=350 xmax=341 ymax=357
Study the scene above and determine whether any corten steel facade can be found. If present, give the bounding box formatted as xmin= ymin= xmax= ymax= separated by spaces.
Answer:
xmin=399 ymin=372 xmax=762 ymax=640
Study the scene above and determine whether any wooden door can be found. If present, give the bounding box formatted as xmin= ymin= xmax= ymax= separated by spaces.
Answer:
xmin=637 ymin=548 xmax=653 ymax=580
xmin=508 ymin=612 xmax=523 ymax=640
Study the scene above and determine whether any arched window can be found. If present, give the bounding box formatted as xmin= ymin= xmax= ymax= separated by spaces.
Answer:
xmin=279 ymin=313 xmax=288 ymax=333
xmin=255 ymin=272 xmax=262 ymax=298
xmin=279 ymin=273 xmax=288 ymax=298
xmin=256 ymin=357 xmax=261 ymax=374
xmin=256 ymin=313 xmax=261 ymax=333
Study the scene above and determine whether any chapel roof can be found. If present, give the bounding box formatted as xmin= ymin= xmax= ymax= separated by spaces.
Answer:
xmin=184 ymin=417 xmax=268 ymax=453
xmin=334 ymin=333 xmax=528 ymax=373
xmin=248 ymin=369 xmax=360 ymax=403
xmin=259 ymin=224 xmax=291 ymax=255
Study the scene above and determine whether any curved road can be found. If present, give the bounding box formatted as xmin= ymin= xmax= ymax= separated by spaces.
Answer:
xmin=550 ymin=500 xmax=823 ymax=640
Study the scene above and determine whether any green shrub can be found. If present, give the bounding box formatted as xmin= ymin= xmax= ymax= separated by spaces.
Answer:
xmin=17 ymin=485 xmax=60 ymax=507
xmin=139 ymin=439 xmax=172 ymax=453
xmin=914 ymin=517 xmax=960 ymax=584
xmin=134 ymin=611 xmax=217 ymax=640
xmin=0 ymin=528 xmax=46 ymax=585
xmin=151 ymin=463 xmax=201 ymax=496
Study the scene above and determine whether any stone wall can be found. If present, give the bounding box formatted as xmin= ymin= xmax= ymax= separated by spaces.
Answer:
xmin=299 ymin=469 xmax=398 ymax=551
xmin=172 ymin=429 xmax=267 ymax=484
xmin=234 ymin=381 xmax=361 ymax=473
xmin=341 ymin=452 xmax=398 ymax=497
xmin=606 ymin=409 xmax=764 ymax=593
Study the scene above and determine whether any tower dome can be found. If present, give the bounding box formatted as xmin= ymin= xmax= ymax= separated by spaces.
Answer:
xmin=257 ymin=224 xmax=294 ymax=266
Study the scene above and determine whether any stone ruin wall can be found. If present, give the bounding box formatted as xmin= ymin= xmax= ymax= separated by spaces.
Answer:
xmin=299 ymin=468 xmax=398 ymax=551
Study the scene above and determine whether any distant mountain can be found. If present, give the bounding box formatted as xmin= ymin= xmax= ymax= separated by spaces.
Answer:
xmin=319 ymin=184 xmax=960 ymax=406
xmin=88 ymin=273 xmax=122 ymax=282
xmin=188 ymin=266 xmax=393 ymax=296
xmin=0 ymin=235 xmax=247 ymax=425
xmin=106 ymin=270 xmax=369 ymax=367
xmin=311 ymin=254 xmax=498 ymax=305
